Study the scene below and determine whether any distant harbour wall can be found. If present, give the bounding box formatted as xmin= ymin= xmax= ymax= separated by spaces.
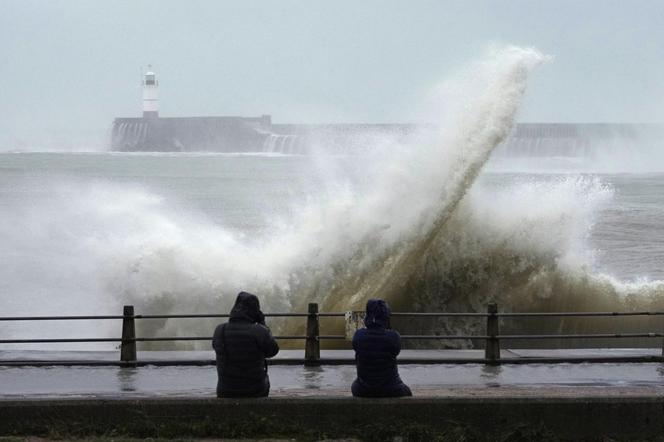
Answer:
xmin=111 ymin=115 xmax=416 ymax=154
xmin=111 ymin=115 xmax=272 ymax=152
xmin=496 ymin=122 xmax=664 ymax=158
xmin=111 ymin=117 xmax=664 ymax=155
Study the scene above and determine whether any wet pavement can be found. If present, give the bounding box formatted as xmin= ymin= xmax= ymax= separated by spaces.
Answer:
xmin=1 ymin=349 xmax=663 ymax=399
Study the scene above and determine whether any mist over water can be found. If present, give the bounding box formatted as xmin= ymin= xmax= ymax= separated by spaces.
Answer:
xmin=1 ymin=46 xmax=663 ymax=349
xmin=489 ymin=137 xmax=664 ymax=174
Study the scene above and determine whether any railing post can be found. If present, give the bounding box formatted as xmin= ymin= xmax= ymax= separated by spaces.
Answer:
xmin=305 ymin=303 xmax=320 ymax=366
xmin=120 ymin=305 xmax=137 ymax=362
xmin=485 ymin=303 xmax=500 ymax=363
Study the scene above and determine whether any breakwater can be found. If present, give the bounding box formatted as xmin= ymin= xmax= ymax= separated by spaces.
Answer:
xmin=110 ymin=114 xmax=415 ymax=154
xmin=495 ymin=122 xmax=664 ymax=158
xmin=111 ymin=115 xmax=272 ymax=152
xmin=111 ymin=117 xmax=664 ymax=155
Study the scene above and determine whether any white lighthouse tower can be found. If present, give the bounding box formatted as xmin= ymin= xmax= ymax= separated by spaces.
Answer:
xmin=142 ymin=65 xmax=159 ymax=118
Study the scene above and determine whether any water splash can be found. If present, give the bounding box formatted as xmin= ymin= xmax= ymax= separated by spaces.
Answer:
xmin=282 ymin=46 xmax=551 ymax=314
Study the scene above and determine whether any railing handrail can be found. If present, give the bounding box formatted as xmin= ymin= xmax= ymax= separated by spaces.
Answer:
xmin=4 ymin=310 xmax=664 ymax=322
xmin=0 ymin=315 xmax=126 ymax=321
xmin=496 ymin=311 xmax=664 ymax=317
xmin=3 ymin=304 xmax=664 ymax=365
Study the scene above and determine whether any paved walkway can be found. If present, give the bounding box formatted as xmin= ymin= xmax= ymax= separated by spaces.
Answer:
xmin=2 ymin=348 xmax=662 ymax=365
xmin=2 ymin=359 xmax=664 ymax=400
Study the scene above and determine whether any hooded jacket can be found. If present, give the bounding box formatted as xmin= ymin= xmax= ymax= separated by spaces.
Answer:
xmin=352 ymin=299 xmax=408 ymax=394
xmin=212 ymin=292 xmax=279 ymax=397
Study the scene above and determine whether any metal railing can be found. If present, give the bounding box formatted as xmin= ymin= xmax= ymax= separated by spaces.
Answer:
xmin=1 ymin=302 xmax=664 ymax=366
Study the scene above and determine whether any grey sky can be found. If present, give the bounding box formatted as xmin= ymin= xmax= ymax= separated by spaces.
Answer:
xmin=1 ymin=0 xmax=663 ymax=148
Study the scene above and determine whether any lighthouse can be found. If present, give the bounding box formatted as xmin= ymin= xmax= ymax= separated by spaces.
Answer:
xmin=142 ymin=66 xmax=159 ymax=118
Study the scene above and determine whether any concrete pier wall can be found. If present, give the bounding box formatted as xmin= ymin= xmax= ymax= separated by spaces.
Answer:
xmin=111 ymin=117 xmax=664 ymax=155
xmin=111 ymin=115 xmax=272 ymax=152
xmin=2 ymin=394 xmax=664 ymax=440
xmin=495 ymin=122 xmax=664 ymax=158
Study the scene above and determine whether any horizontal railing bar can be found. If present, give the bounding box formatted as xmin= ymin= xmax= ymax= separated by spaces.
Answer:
xmin=315 ymin=335 xmax=489 ymax=340
xmin=131 ymin=334 xmax=664 ymax=342
xmin=265 ymin=313 xmax=310 ymax=317
xmin=3 ymin=354 xmax=664 ymax=367
xmin=135 ymin=314 xmax=228 ymax=319
xmin=135 ymin=313 xmax=310 ymax=319
xmin=497 ymin=312 xmax=664 ymax=317
xmin=0 ymin=338 xmax=123 ymax=343
xmin=318 ymin=313 xmax=489 ymax=318
xmin=498 ymin=333 xmax=664 ymax=339
xmin=132 ymin=336 xmax=307 ymax=342
xmin=3 ymin=311 xmax=664 ymax=322
xmin=0 ymin=316 xmax=125 ymax=321
xmin=391 ymin=313 xmax=489 ymax=317
xmin=0 ymin=313 xmax=313 ymax=321
xmin=0 ymin=336 xmax=308 ymax=344
xmin=134 ymin=337 xmax=208 ymax=342
xmin=401 ymin=335 xmax=488 ymax=340
xmin=317 ymin=313 xmax=491 ymax=318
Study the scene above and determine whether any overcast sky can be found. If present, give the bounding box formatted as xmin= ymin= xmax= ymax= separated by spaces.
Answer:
xmin=1 ymin=0 xmax=663 ymax=148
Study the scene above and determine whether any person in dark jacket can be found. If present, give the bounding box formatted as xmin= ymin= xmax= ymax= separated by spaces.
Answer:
xmin=351 ymin=299 xmax=412 ymax=397
xmin=212 ymin=291 xmax=279 ymax=397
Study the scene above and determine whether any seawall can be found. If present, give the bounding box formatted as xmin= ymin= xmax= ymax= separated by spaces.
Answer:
xmin=2 ymin=387 xmax=664 ymax=440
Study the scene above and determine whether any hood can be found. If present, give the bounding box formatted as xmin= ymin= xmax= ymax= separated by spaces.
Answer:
xmin=364 ymin=299 xmax=391 ymax=328
xmin=229 ymin=291 xmax=262 ymax=323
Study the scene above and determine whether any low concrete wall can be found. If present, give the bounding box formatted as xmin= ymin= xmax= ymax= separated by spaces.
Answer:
xmin=2 ymin=396 xmax=663 ymax=440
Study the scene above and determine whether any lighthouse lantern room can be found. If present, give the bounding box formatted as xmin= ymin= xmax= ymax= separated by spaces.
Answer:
xmin=142 ymin=65 xmax=159 ymax=118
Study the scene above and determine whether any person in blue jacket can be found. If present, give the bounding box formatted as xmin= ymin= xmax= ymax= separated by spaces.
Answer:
xmin=351 ymin=298 xmax=412 ymax=397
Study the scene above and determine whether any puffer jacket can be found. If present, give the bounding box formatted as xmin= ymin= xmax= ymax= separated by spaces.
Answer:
xmin=352 ymin=299 xmax=411 ymax=397
xmin=212 ymin=292 xmax=279 ymax=397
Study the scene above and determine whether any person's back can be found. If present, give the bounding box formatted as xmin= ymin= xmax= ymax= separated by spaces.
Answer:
xmin=212 ymin=291 xmax=279 ymax=398
xmin=352 ymin=299 xmax=412 ymax=398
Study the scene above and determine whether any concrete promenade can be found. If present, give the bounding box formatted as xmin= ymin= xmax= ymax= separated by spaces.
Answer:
xmin=2 ymin=348 xmax=663 ymax=366
xmin=2 ymin=385 xmax=664 ymax=440
xmin=2 ymin=350 xmax=664 ymax=439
